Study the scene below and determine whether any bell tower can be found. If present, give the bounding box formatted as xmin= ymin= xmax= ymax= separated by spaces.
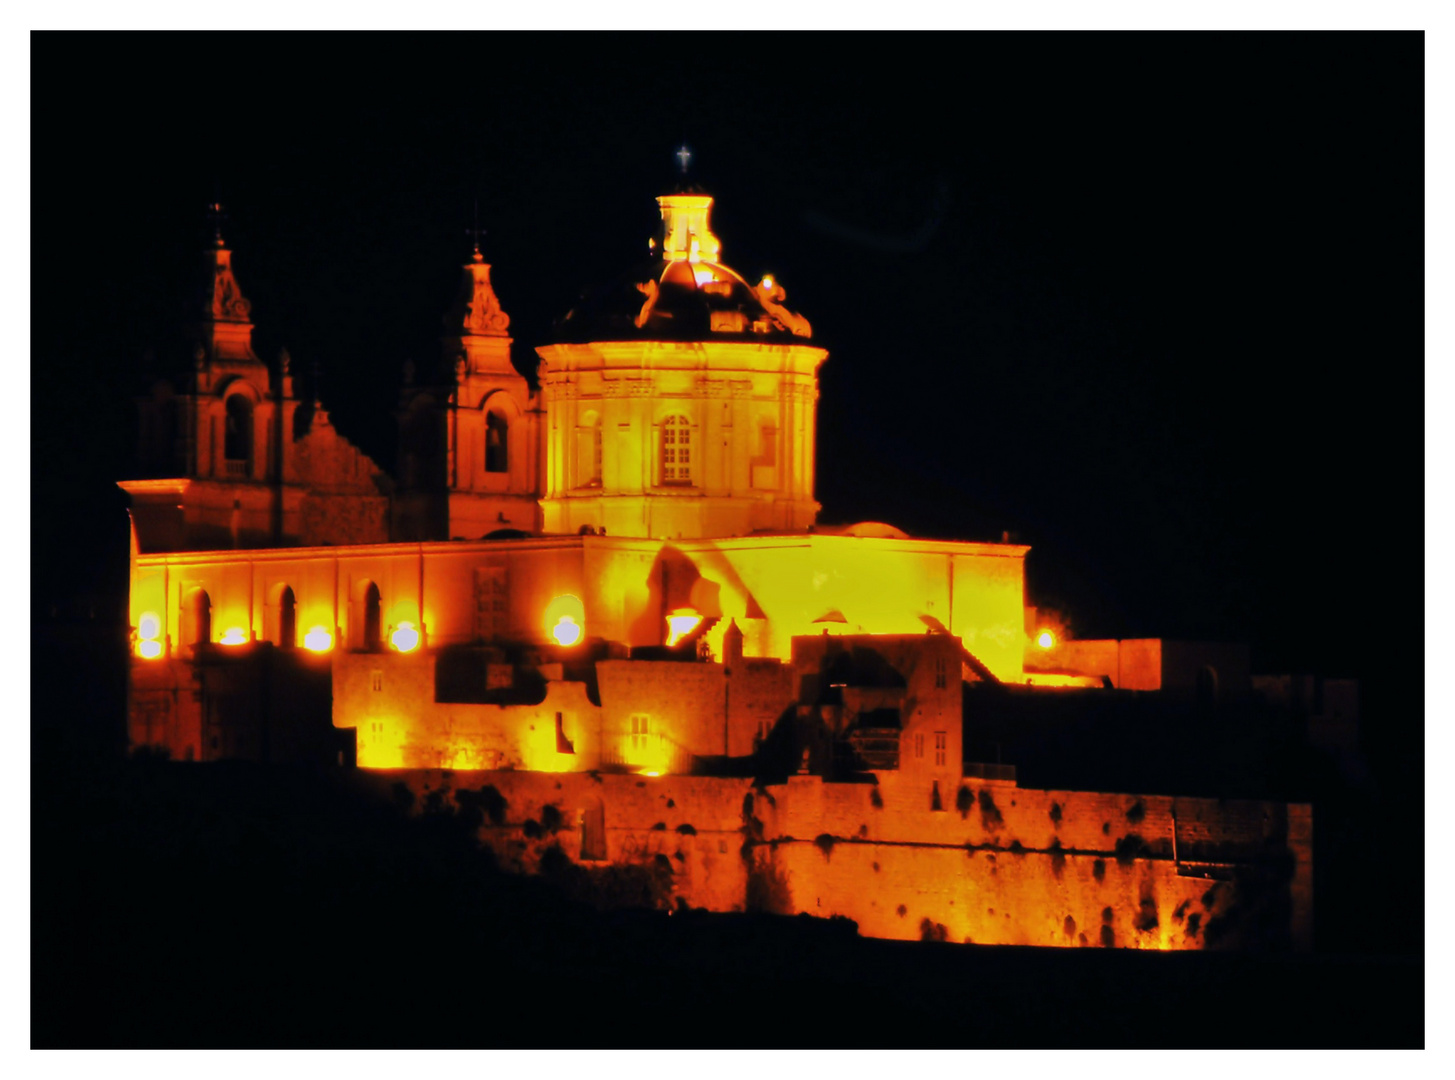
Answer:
xmin=125 ymin=207 xmax=307 ymax=551
xmin=394 ymin=231 xmax=543 ymax=540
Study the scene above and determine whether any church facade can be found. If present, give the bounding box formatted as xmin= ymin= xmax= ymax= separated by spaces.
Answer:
xmin=118 ymin=181 xmax=1312 ymax=950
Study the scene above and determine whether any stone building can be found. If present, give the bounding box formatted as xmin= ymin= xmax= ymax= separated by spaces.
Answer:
xmin=117 ymin=176 xmax=1312 ymax=950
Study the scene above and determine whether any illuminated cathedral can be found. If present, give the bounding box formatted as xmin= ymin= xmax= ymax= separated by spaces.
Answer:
xmin=119 ymin=175 xmax=1312 ymax=951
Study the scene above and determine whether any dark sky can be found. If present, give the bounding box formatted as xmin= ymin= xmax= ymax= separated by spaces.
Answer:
xmin=32 ymin=33 xmax=1422 ymax=687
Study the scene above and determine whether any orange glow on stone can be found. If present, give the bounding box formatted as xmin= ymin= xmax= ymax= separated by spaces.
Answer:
xmin=303 ymin=626 xmax=333 ymax=653
xmin=390 ymin=622 xmax=420 ymax=653
xmin=219 ymin=627 xmax=248 ymax=646
xmin=137 ymin=639 xmax=163 ymax=660
xmin=665 ymin=609 xmax=701 ymax=647
xmin=551 ymin=615 xmax=582 ymax=646
xmin=544 ymin=594 xmax=586 ymax=644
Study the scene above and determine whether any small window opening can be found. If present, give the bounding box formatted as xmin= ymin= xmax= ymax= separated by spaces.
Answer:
xmin=224 ymin=395 xmax=253 ymax=469
xmin=486 ymin=412 xmax=508 ymax=473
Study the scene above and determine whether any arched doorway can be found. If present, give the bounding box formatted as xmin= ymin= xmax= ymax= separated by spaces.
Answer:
xmin=181 ymin=588 xmax=211 ymax=655
xmin=278 ymin=586 xmax=296 ymax=648
xmin=354 ymin=581 xmax=382 ymax=651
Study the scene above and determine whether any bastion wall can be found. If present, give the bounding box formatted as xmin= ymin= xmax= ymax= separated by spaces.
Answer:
xmin=374 ymin=768 xmax=1312 ymax=951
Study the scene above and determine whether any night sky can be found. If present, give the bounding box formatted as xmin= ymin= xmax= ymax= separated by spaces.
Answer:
xmin=31 ymin=33 xmax=1422 ymax=695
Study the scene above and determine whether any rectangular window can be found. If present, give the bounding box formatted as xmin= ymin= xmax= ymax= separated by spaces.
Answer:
xmin=370 ymin=670 xmax=383 ymax=693
xmin=662 ymin=417 xmax=692 ymax=483
xmin=915 ymin=733 xmax=924 ymax=759
xmin=934 ymin=731 xmax=947 ymax=766
xmin=631 ymin=713 xmax=650 ymax=751
xmin=934 ymin=657 xmax=947 ymax=689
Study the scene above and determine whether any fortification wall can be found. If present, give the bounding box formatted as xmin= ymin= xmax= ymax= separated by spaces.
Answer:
xmin=379 ymin=769 xmax=1311 ymax=951
xmin=749 ymin=775 xmax=1310 ymax=949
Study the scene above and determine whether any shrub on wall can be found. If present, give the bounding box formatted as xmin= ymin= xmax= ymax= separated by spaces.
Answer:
xmin=919 ymin=917 xmax=949 ymax=943
xmin=977 ymin=789 xmax=1003 ymax=830
xmin=455 ymin=784 xmax=508 ymax=827
xmin=745 ymin=853 xmax=791 ymax=915
xmin=1114 ymin=834 xmax=1145 ymax=866
xmin=955 ymin=785 xmax=973 ymax=818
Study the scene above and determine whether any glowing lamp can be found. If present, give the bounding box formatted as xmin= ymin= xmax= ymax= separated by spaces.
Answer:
xmin=303 ymin=626 xmax=333 ymax=653
xmin=543 ymin=594 xmax=586 ymax=645
xmin=761 ymin=275 xmax=774 ymax=291
xmin=137 ymin=639 xmax=163 ymax=660
xmin=665 ymin=609 xmax=702 ymax=647
xmin=138 ymin=612 xmax=161 ymax=641
xmin=1036 ymin=630 xmax=1055 ymax=649
xmin=642 ymin=770 xmax=661 ymax=778
xmin=551 ymin=615 xmax=582 ymax=647
xmin=390 ymin=622 xmax=420 ymax=653
xmin=219 ymin=627 xmax=248 ymax=646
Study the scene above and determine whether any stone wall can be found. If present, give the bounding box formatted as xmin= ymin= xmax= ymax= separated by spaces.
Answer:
xmin=382 ymin=768 xmax=1312 ymax=951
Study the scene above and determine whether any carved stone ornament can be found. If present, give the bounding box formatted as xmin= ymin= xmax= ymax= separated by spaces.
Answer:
xmin=449 ymin=260 xmax=511 ymax=336
xmin=210 ymin=253 xmax=252 ymax=322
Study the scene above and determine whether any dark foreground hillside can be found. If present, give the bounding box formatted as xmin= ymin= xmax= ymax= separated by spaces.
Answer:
xmin=32 ymin=756 xmax=1422 ymax=1048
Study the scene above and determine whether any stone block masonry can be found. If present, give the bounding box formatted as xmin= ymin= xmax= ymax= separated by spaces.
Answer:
xmin=379 ymin=768 xmax=1311 ymax=951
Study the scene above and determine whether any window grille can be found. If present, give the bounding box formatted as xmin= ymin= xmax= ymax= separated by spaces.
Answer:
xmin=662 ymin=415 xmax=692 ymax=483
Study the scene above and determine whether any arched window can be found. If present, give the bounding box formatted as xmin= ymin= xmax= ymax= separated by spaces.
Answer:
xmin=224 ymin=395 xmax=252 ymax=472
xmin=485 ymin=411 xmax=508 ymax=473
xmin=278 ymin=586 xmax=296 ymax=649
xmin=661 ymin=414 xmax=692 ymax=484
xmin=363 ymin=582 xmax=382 ymax=651
xmin=182 ymin=588 xmax=212 ymax=653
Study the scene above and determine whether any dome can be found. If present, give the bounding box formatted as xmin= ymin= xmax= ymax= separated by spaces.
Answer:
xmin=553 ymin=192 xmax=813 ymax=345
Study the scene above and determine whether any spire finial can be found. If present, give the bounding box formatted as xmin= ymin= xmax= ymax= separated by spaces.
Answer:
xmin=206 ymin=199 xmax=228 ymax=247
xmin=466 ymin=199 xmax=485 ymax=261
xmin=675 ymin=144 xmax=692 ymax=175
